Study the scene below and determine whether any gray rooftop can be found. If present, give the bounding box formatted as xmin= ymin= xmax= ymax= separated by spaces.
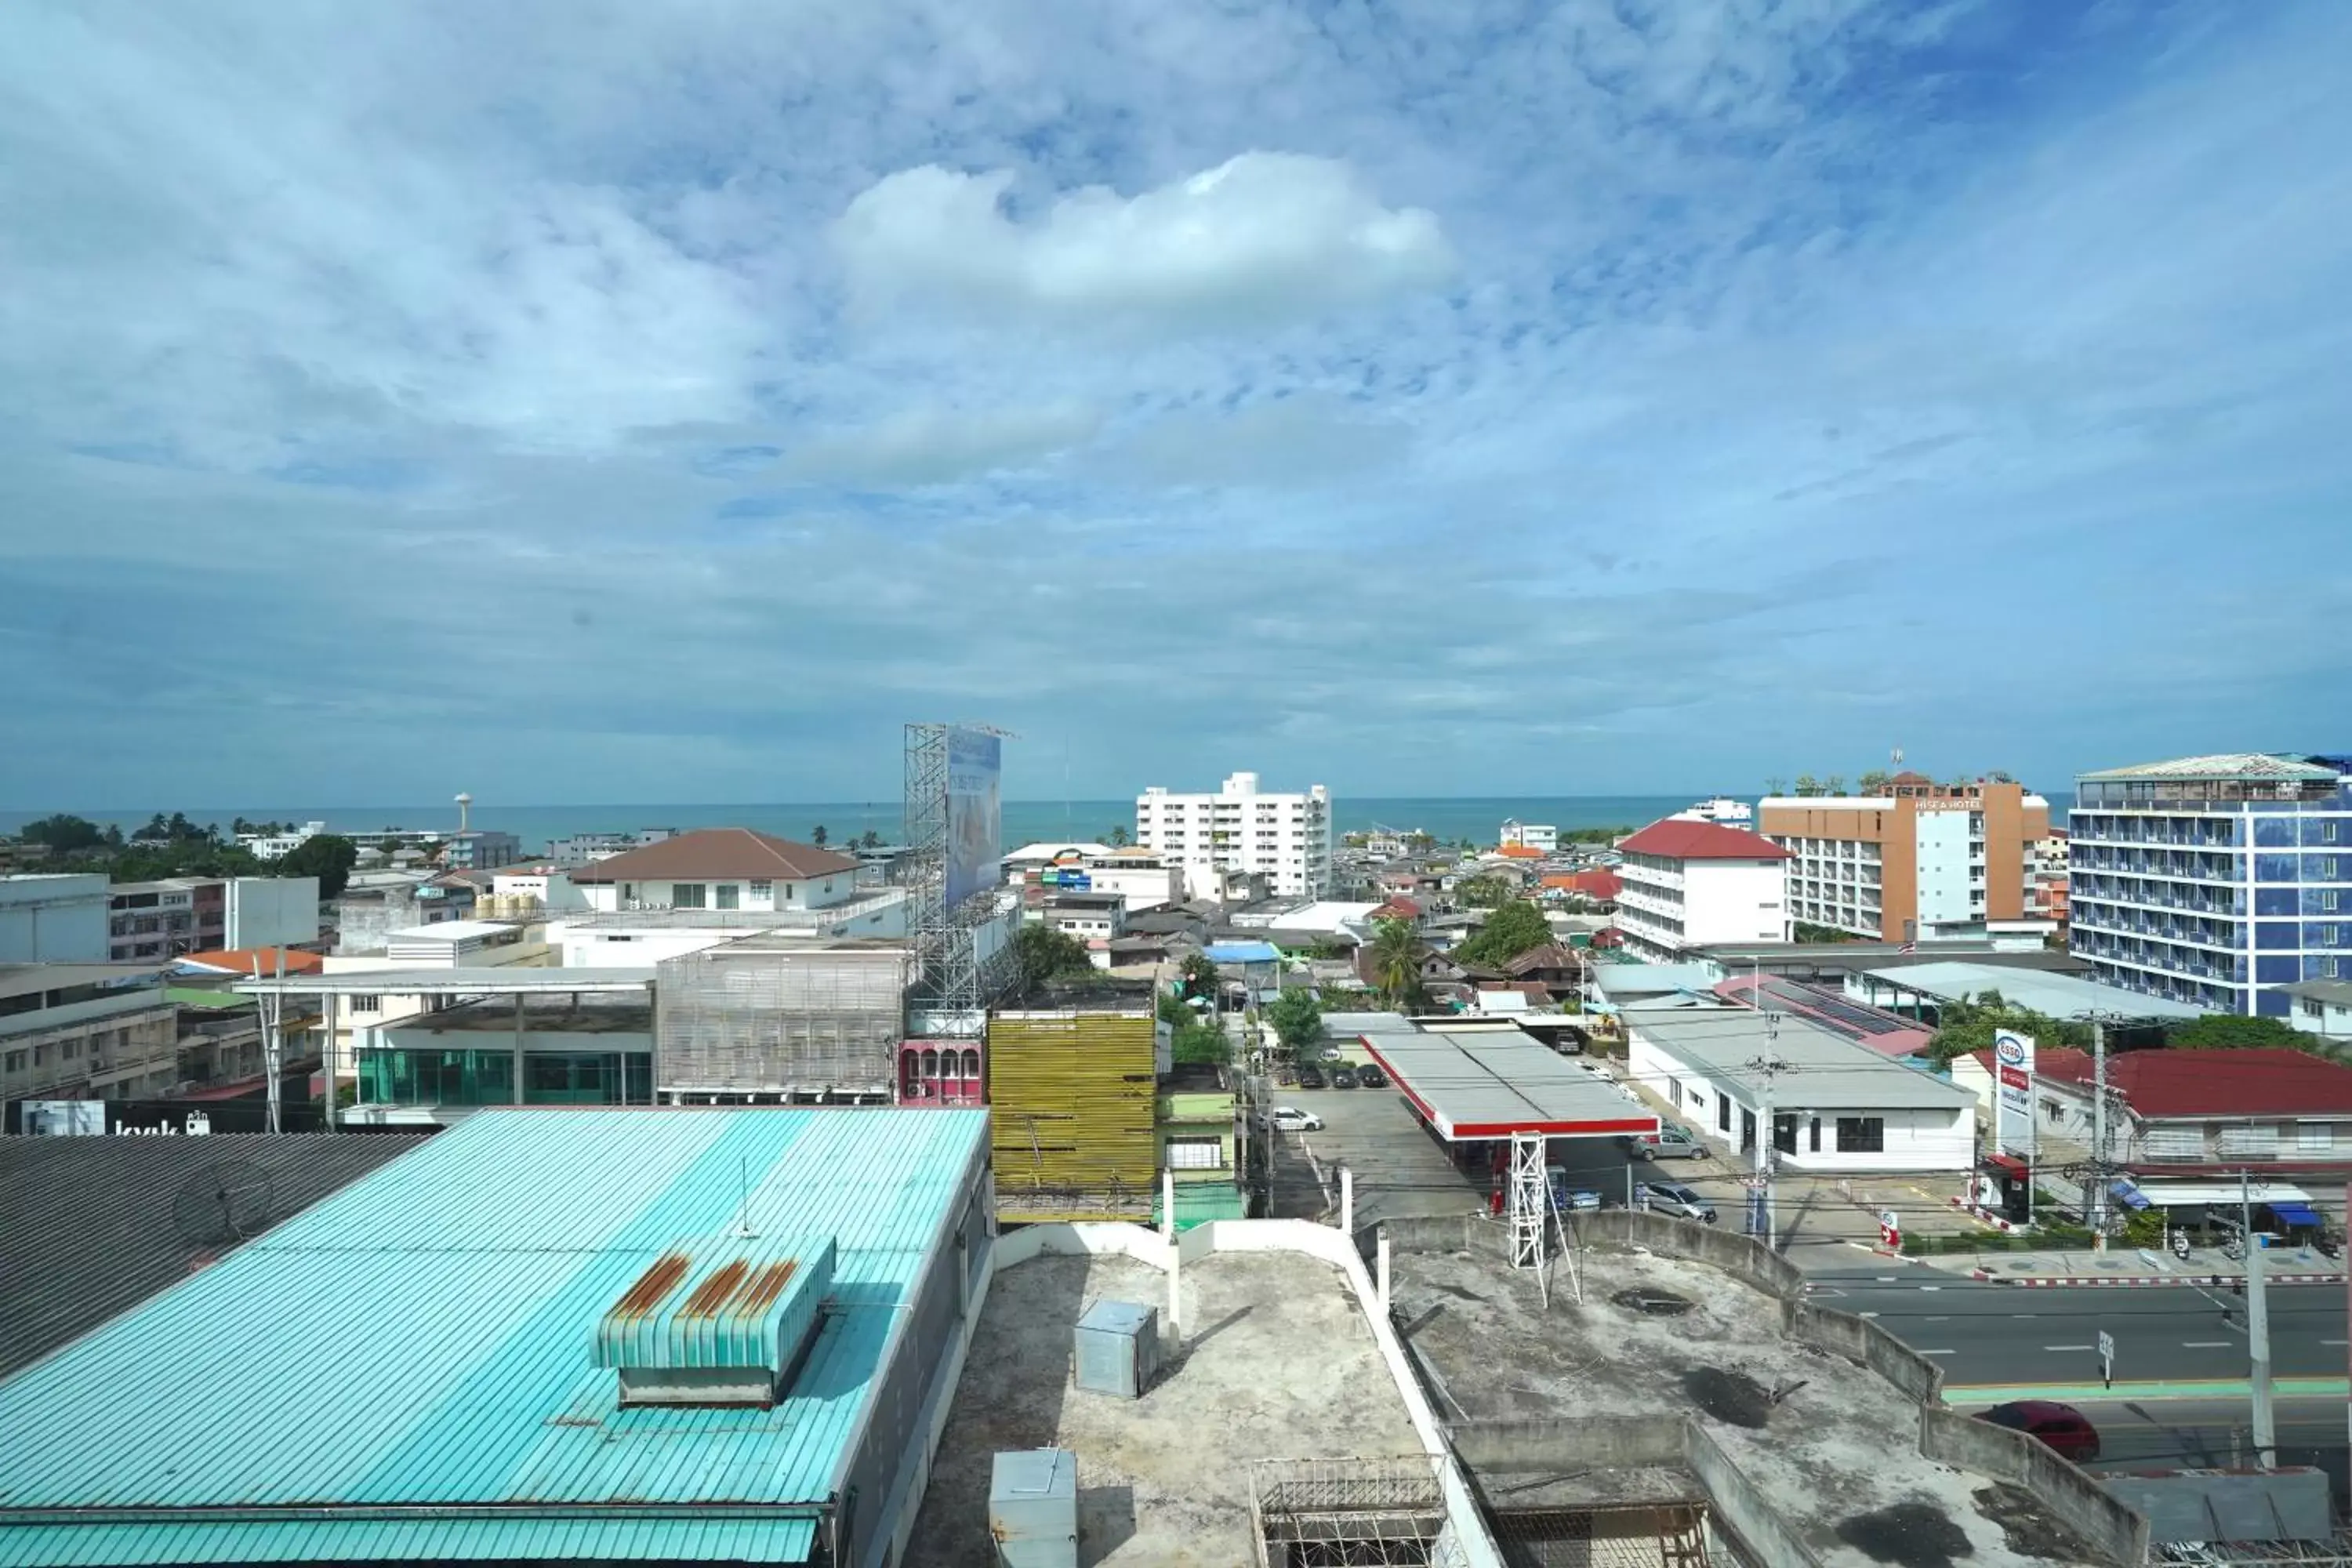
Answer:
xmin=905 ymin=1248 xmax=1423 ymax=1567
xmin=0 ymin=1133 xmax=431 ymax=1377
xmin=1859 ymin=960 xmax=2205 ymax=1020
xmin=2284 ymin=978 xmax=2352 ymax=1008
xmin=235 ymin=966 xmax=656 ymax=996
xmin=1622 ymin=1005 xmax=1975 ymax=1111
xmin=0 ymin=963 xmax=168 ymax=1000
xmin=1590 ymin=962 xmax=1721 ymax=1002
xmin=1348 ymin=1020 xmax=1660 ymax=1140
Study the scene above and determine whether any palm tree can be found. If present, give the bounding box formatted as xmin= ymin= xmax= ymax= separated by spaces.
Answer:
xmin=1368 ymin=918 xmax=1423 ymax=1011
xmin=811 ymin=825 xmax=828 ymax=847
xmin=1107 ymin=825 xmax=1131 ymax=848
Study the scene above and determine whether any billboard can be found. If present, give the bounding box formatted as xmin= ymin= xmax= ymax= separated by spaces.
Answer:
xmin=1993 ymin=1028 xmax=2035 ymax=1158
xmin=945 ymin=728 xmax=1003 ymax=909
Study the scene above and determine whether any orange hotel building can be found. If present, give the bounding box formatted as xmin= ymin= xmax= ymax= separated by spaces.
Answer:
xmin=1757 ymin=773 xmax=2051 ymax=943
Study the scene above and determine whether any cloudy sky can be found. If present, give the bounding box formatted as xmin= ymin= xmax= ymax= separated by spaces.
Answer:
xmin=2 ymin=0 xmax=2346 ymax=808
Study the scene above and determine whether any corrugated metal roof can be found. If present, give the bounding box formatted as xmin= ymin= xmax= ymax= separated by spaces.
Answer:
xmin=2078 ymin=753 xmax=2340 ymax=783
xmin=1861 ymin=960 xmax=2204 ymax=1020
xmin=1354 ymin=1023 xmax=1659 ymax=1141
xmin=0 ymin=1134 xmax=433 ymax=1378
xmin=0 ymin=1108 xmax=987 ymax=1566
xmin=0 ymin=1517 xmax=818 ymax=1566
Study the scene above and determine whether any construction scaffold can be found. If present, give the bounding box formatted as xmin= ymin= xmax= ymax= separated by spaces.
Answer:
xmin=652 ymin=939 xmax=913 ymax=1098
xmin=903 ymin=721 xmax=1018 ymax=1033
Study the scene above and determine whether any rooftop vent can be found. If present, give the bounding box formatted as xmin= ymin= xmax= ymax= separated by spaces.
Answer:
xmin=593 ymin=1233 xmax=836 ymax=1407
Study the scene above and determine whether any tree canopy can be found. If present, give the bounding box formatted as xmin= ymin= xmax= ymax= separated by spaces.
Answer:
xmin=1455 ymin=901 xmax=1551 ymax=969
xmin=1265 ymin=990 xmax=1325 ymax=1055
xmin=1925 ymin=989 xmax=2092 ymax=1065
xmin=1367 ymin=918 xmax=1423 ymax=1011
xmin=276 ymin=833 xmax=359 ymax=898
xmin=1454 ymin=873 xmax=1515 ymax=909
xmin=2162 ymin=1014 xmax=2323 ymax=1052
xmin=16 ymin=814 xmax=111 ymax=854
xmin=1011 ymin=923 xmax=1093 ymax=989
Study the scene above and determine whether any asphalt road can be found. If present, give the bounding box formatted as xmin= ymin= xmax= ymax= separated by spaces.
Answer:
xmin=1802 ymin=1261 xmax=2351 ymax=1390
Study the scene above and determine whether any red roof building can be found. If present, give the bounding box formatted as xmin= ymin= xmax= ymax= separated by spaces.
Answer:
xmin=1614 ymin=817 xmax=1791 ymax=960
xmin=1616 ymin=820 xmax=1791 ymax=860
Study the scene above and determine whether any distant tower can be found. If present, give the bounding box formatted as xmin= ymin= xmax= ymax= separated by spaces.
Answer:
xmin=455 ymin=792 xmax=473 ymax=833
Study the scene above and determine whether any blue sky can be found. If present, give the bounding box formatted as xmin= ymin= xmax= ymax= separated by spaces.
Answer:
xmin=2 ymin=0 xmax=2347 ymax=808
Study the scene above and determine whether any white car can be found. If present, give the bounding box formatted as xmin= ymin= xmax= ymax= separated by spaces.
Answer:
xmin=1267 ymin=1106 xmax=1323 ymax=1133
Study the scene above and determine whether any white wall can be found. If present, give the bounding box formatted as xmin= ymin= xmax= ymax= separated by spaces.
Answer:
xmin=583 ymin=873 xmax=855 ymax=913
xmin=547 ymin=924 xmax=739 ymax=967
xmin=0 ymin=874 xmax=111 ymax=964
xmin=1684 ymin=859 xmax=1791 ymax=946
xmin=225 ymin=877 xmax=321 ymax=950
xmin=1915 ymin=808 xmax=1973 ymax=925
xmin=1630 ymin=1029 xmax=1973 ymax=1172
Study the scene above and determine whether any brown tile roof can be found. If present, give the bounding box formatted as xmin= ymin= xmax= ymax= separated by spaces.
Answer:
xmin=565 ymin=827 xmax=859 ymax=884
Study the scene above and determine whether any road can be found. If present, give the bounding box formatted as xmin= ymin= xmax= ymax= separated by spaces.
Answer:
xmin=1799 ymin=1261 xmax=2351 ymax=1391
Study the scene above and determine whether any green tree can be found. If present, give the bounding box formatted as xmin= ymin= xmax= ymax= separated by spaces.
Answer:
xmin=1265 ymin=990 xmax=1325 ymax=1055
xmin=1170 ymin=1014 xmax=1231 ymax=1065
xmin=1367 ymin=918 xmax=1423 ymax=1011
xmin=276 ymin=833 xmax=360 ymax=898
xmin=1794 ymin=774 xmax=1820 ymax=797
xmin=862 ymin=829 xmax=884 ymax=850
xmin=1857 ymin=770 xmax=1891 ymax=793
xmin=1177 ymin=951 xmax=1220 ymax=1000
xmin=1012 ymin=923 xmax=1092 ymax=989
xmin=1454 ymin=873 xmax=1514 ymax=909
xmin=810 ymin=824 xmax=829 ymax=847
xmin=1106 ymin=825 xmax=1131 ymax=848
xmin=1764 ymin=777 xmax=1788 ymax=795
xmin=1823 ymin=775 xmax=1846 ymax=796
xmin=16 ymin=815 xmax=109 ymax=854
xmin=1925 ymin=989 xmax=2091 ymax=1065
xmin=2164 ymin=1014 xmax=2321 ymax=1052
xmin=1563 ymin=825 xmax=1633 ymax=845
xmin=1455 ymin=901 xmax=1552 ymax=968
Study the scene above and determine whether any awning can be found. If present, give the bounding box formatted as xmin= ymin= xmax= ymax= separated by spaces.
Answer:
xmin=2136 ymin=1181 xmax=2313 ymax=1210
xmin=2268 ymin=1201 xmax=2325 ymax=1229
xmin=2108 ymin=1178 xmax=2151 ymax=1211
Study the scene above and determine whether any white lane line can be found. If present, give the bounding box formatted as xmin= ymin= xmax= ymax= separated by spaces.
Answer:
xmin=1876 ymin=1276 xmax=1898 ymax=1283
xmin=2325 ymin=1339 xmax=2349 ymax=1347
xmin=2180 ymin=1341 xmax=2231 ymax=1348
xmin=1919 ymin=1348 xmax=1957 ymax=1356
xmin=1918 ymin=1285 xmax=1942 ymax=1292
xmin=2044 ymin=1343 xmax=2095 ymax=1352
xmin=1925 ymin=1315 xmax=1951 ymax=1322
xmin=1859 ymin=1311 xmax=1881 ymax=1319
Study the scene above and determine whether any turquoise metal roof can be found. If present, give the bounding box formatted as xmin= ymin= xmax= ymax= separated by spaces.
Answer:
xmin=593 ymin=1232 xmax=837 ymax=1375
xmin=0 ymin=1108 xmax=988 ymax=1567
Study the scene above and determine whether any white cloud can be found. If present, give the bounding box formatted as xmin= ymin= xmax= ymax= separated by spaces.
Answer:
xmin=781 ymin=404 xmax=1102 ymax=485
xmin=829 ymin=152 xmax=1456 ymax=332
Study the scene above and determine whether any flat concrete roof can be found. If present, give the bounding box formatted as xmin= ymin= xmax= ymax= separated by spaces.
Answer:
xmin=380 ymin=994 xmax=653 ymax=1035
xmin=1392 ymin=1230 xmax=2092 ymax=1568
xmin=234 ymin=966 xmax=656 ymax=996
xmin=0 ymin=963 xmax=168 ymax=1000
xmin=1624 ymin=1005 xmax=1975 ymax=1112
xmin=1859 ymin=960 xmax=2204 ymax=1020
xmin=1355 ymin=1022 xmax=1659 ymax=1141
xmin=906 ymin=1249 xmax=1423 ymax=1567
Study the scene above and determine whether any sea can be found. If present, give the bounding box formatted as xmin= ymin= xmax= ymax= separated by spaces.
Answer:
xmin=0 ymin=793 xmax=2076 ymax=856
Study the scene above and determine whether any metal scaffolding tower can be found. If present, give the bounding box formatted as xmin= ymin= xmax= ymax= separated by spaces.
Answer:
xmin=904 ymin=721 xmax=1017 ymax=1033
xmin=1508 ymin=1132 xmax=1548 ymax=1272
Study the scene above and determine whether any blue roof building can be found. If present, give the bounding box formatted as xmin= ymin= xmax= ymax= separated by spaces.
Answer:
xmin=0 ymin=1107 xmax=993 ymax=1568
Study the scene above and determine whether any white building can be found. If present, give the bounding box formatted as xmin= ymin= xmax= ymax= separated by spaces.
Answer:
xmin=2286 ymin=980 xmax=2352 ymax=1040
xmin=1136 ymin=772 xmax=1333 ymax=899
xmin=1625 ymin=1004 xmax=1974 ymax=1173
xmin=315 ymin=920 xmax=551 ymax=1083
xmin=0 ymin=874 xmax=110 ymax=964
xmin=481 ymin=866 xmax=591 ymax=920
xmin=1611 ymin=818 xmax=1791 ymax=961
xmin=564 ymin=827 xmax=863 ymax=914
xmin=1500 ymin=820 xmax=1559 ymax=852
xmin=1004 ymin=842 xmax=1187 ymax=912
xmin=239 ymin=822 xmax=327 ymax=859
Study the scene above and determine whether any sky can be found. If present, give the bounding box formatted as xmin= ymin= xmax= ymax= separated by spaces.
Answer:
xmin=2 ymin=0 xmax=2347 ymax=808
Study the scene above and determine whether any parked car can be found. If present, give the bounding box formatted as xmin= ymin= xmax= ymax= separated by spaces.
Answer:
xmin=1639 ymin=1181 xmax=1717 ymax=1224
xmin=1976 ymin=1401 xmax=2100 ymax=1462
xmin=1330 ymin=1065 xmax=1359 ymax=1089
xmin=1296 ymin=1064 xmax=1327 ymax=1090
xmin=1356 ymin=1063 xmax=1388 ymax=1088
xmin=1547 ymin=1168 xmax=1602 ymax=1210
xmin=1617 ymin=1123 xmax=1711 ymax=1161
xmin=1266 ymin=1107 xmax=1323 ymax=1133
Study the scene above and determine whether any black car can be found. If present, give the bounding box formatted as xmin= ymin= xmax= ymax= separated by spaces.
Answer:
xmin=1330 ymin=1065 xmax=1358 ymax=1089
xmin=1296 ymin=1063 xmax=1327 ymax=1090
xmin=1356 ymin=1063 xmax=1387 ymax=1088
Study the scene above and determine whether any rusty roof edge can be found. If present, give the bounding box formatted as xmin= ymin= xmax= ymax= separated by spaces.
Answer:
xmin=0 ymin=1503 xmax=829 ymax=1524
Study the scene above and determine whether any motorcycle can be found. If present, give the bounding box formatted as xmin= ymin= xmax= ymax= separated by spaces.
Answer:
xmin=2169 ymin=1229 xmax=2193 ymax=1261
xmin=2318 ymin=1232 xmax=2343 ymax=1261
xmin=2221 ymin=1234 xmax=2246 ymax=1263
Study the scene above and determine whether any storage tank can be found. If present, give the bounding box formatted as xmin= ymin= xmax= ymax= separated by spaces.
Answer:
xmin=989 ymin=1448 xmax=1077 ymax=1568
xmin=1072 ymin=1299 xmax=1160 ymax=1399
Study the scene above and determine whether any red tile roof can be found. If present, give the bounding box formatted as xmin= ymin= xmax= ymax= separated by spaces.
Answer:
xmin=1494 ymin=844 xmax=1545 ymax=860
xmin=180 ymin=947 xmax=325 ymax=975
xmin=1372 ymin=897 xmax=1422 ymax=919
xmin=567 ymin=827 xmax=859 ymax=884
xmin=2038 ymin=1047 xmax=2352 ymax=1118
xmin=1617 ymin=820 xmax=1790 ymax=861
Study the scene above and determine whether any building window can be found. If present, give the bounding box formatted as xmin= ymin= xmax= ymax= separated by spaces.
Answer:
xmin=715 ymin=883 xmax=741 ymax=910
xmin=350 ymin=995 xmax=381 ymax=1014
xmin=1835 ymin=1116 xmax=1885 ymax=1153
xmin=750 ymin=880 xmax=772 ymax=897
xmin=673 ymin=883 xmax=708 ymax=909
xmin=2299 ymin=1123 xmax=2335 ymax=1152
xmin=1165 ymin=1136 xmax=1225 ymax=1171
xmin=3 ymin=1050 xmax=22 ymax=1073
xmin=1718 ymin=1096 xmax=1732 ymax=1134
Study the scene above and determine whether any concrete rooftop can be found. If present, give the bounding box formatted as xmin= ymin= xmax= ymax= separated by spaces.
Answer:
xmin=1392 ymin=1232 xmax=2100 ymax=1567
xmin=907 ymin=1249 xmax=1423 ymax=1567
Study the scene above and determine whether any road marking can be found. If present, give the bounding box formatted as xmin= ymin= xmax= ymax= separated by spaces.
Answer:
xmin=1926 ymin=1315 xmax=1951 ymax=1322
xmin=1919 ymin=1348 xmax=1956 ymax=1356
xmin=1876 ymin=1276 xmax=1897 ymax=1283
xmin=2180 ymin=1341 xmax=2231 ymax=1348
xmin=1859 ymin=1311 xmax=1880 ymax=1319
xmin=2325 ymin=1339 xmax=2349 ymax=1347
xmin=1918 ymin=1285 xmax=1942 ymax=1292
xmin=2012 ymin=1314 xmax=2036 ymax=1319
xmin=2044 ymin=1344 xmax=2095 ymax=1352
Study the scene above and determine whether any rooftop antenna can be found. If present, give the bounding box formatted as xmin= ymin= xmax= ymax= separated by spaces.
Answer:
xmin=455 ymin=792 xmax=474 ymax=833
xmin=1890 ymin=747 xmax=1904 ymax=768
xmin=731 ymin=1153 xmax=756 ymax=1238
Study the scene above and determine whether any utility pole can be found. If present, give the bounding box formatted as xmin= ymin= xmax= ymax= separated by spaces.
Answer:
xmin=2089 ymin=1016 xmax=2110 ymax=1252
xmin=1748 ymin=1011 xmax=1787 ymax=1249
xmin=2243 ymin=1168 xmax=2277 ymax=1467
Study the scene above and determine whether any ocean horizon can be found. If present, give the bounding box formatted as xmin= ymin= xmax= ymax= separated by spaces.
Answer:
xmin=2 ymin=791 xmax=2076 ymax=857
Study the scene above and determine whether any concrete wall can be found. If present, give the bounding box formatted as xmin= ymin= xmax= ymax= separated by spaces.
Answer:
xmin=1571 ymin=1208 xmax=1810 ymax=1301
xmin=1682 ymin=1421 xmax=1825 ymax=1568
xmin=1784 ymin=1299 xmax=1944 ymax=1405
xmin=1921 ymin=1406 xmax=2148 ymax=1566
xmin=225 ymin=877 xmax=321 ymax=950
xmin=1446 ymin=1416 xmax=1687 ymax=1474
xmin=0 ymin=875 xmax=110 ymax=964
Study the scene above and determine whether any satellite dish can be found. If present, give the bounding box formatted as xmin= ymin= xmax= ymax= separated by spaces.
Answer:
xmin=172 ymin=1160 xmax=275 ymax=1247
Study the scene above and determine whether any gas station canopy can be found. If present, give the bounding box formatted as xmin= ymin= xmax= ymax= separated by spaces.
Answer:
xmin=1355 ymin=1022 xmax=1660 ymax=1142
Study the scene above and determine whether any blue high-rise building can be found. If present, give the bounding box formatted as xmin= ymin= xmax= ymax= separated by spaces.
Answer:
xmin=2070 ymin=753 xmax=2352 ymax=1017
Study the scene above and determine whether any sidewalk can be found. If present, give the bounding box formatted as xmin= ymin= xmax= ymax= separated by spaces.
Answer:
xmin=1918 ymin=1244 xmax=2347 ymax=1288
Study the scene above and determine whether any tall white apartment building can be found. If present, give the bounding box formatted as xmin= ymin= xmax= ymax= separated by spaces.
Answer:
xmin=1611 ymin=818 xmax=1791 ymax=962
xmin=1136 ymin=772 xmax=1333 ymax=899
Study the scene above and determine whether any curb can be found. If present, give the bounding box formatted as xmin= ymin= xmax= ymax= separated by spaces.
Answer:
xmin=1980 ymin=1271 xmax=2347 ymax=1288
xmin=1944 ymin=1377 xmax=2352 ymax=1405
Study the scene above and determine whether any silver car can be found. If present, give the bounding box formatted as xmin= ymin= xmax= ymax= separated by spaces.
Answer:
xmin=1639 ymin=1181 xmax=1718 ymax=1224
